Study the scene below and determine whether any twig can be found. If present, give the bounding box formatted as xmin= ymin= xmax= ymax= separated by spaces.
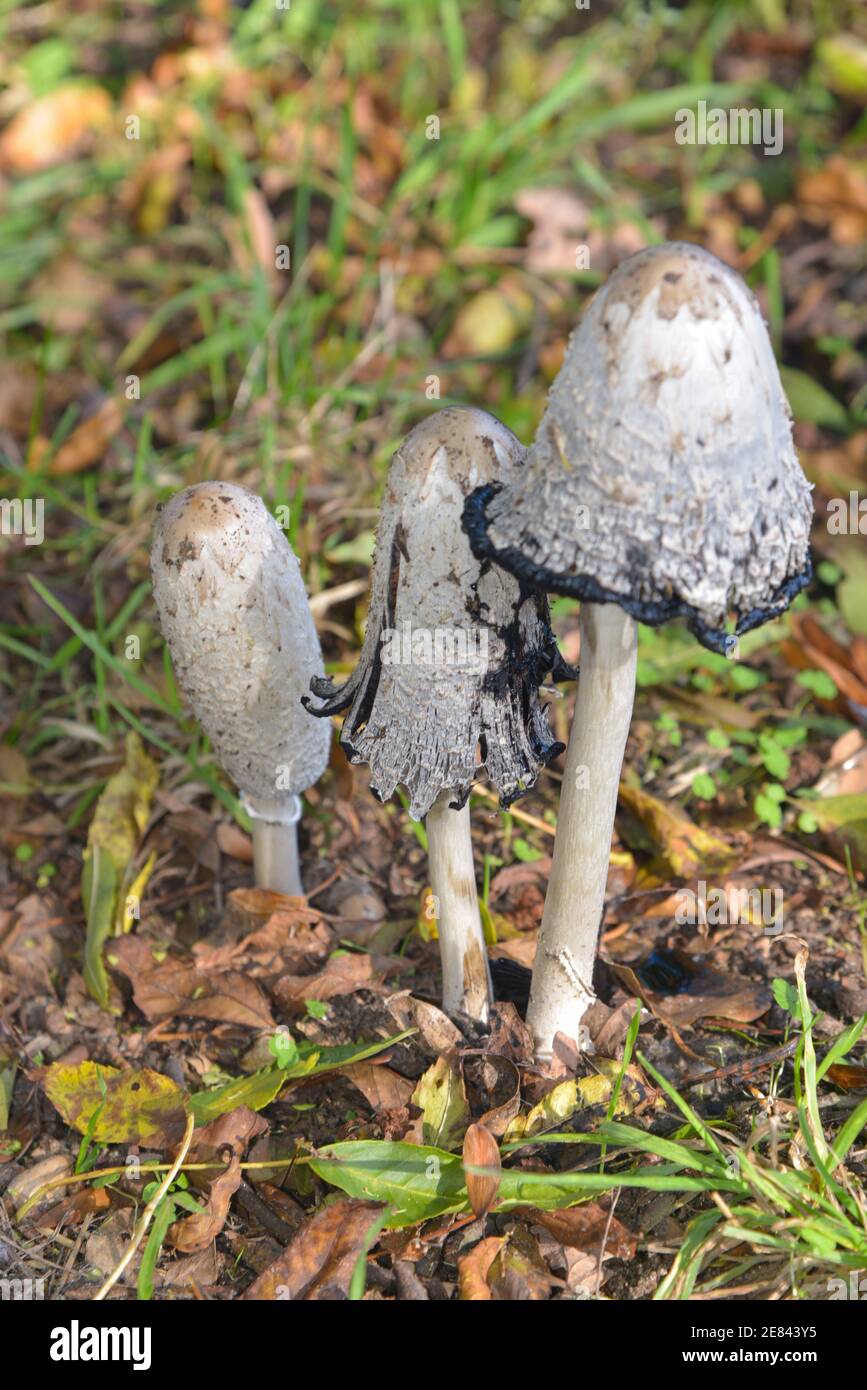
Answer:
xmin=594 ymin=1188 xmax=620 ymax=1299
xmin=93 ymin=1112 xmax=195 ymax=1301
xmin=681 ymin=1039 xmax=798 ymax=1091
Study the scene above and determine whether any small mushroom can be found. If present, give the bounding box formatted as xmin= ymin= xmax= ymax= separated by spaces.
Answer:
xmin=304 ymin=406 xmax=570 ymax=1022
xmin=151 ymin=482 xmax=330 ymax=896
xmin=464 ymin=242 xmax=814 ymax=1057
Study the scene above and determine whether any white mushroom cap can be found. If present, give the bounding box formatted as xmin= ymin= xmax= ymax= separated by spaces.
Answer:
xmin=465 ymin=242 xmax=813 ymax=653
xmin=304 ymin=407 xmax=571 ymax=820
xmin=151 ymin=482 xmax=330 ymax=803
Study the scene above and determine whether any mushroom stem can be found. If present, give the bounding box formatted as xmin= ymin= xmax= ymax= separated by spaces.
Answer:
xmin=425 ymin=792 xmax=493 ymax=1023
xmin=243 ymin=793 xmax=304 ymax=897
xmin=526 ymin=603 xmax=637 ymax=1060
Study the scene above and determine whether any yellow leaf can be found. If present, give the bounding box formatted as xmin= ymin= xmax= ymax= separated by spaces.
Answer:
xmin=44 ymin=1061 xmax=188 ymax=1147
xmin=417 ymin=886 xmax=438 ymax=942
xmin=412 ymin=1055 xmax=469 ymax=1151
xmin=121 ymin=850 xmax=157 ymax=934
xmin=619 ymin=780 xmax=736 ymax=879
xmin=442 ymin=279 xmax=534 ymax=359
xmin=85 ymin=731 xmax=159 ymax=882
xmin=506 ymin=1064 xmax=642 ymax=1141
xmin=82 ymin=732 xmax=159 ymax=1007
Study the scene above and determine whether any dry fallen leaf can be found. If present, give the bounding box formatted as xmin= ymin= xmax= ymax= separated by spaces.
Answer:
xmin=797 ymin=156 xmax=867 ymax=245
xmin=488 ymin=1224 xmax=557 ymax=1300
xmin=242 ymin=1197 xmax=384 ymax=1300
xmin=522 ymin=1202 xmax=636 ymax=1259
xmin=458 ymin=1236 xmax=503 ymax=1301
xmin=462 ymin=1122 xmax=501 ymax=1218
xmin=342 ymin=1062 xmax=414 ymax=1112
xmin=29 ymin=398 xmax=125 ymax=477
xmin=170 ymin=1106 xmax=268 ymax=1253
xmin=110 ymin=935 xmax=274 ymax=1028
xmin=0 ymin=84 xmax=112 ymax=173
xmin=613 ymin=947 xmax=771 ymax=1028
xmin=618 ymin=781 xmax=737 ymax=878
xmin=5 ymin=1154 xmax=72 ymax=1217
xmin=272 ymin=952 xmax=377 ymax=1014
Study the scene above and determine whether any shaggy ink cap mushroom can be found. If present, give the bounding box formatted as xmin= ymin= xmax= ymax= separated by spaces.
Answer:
xmin=305 ymin=406 xmax=572 ymax=1023
xmin=461 ymin=243 xmax=815 ymax=1060
xmin=464 ymin=242 xmax=814 ymax=653
xmin=304 ymin=406 xmax=571 ymax=821
xmin=151 ymin=482 xmax=330 ymax=893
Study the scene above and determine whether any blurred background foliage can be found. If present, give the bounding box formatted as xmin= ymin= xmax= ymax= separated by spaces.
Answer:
xmin=0 ymin=0 xmax=865 ymax=849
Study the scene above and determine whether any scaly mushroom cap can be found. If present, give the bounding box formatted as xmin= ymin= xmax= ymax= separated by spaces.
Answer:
xmin=151 ymin=482 xmax=330 ymax=802
xmin=304 ymin=407 xmax=571 ymax=820
xmin=464 ymin=242 xmax=814 ymax=654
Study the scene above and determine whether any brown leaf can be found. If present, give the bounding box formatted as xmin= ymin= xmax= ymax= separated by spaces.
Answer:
xmin=613 ymin=947 xmax=771 ymax=1028
xmin=488 ymin=1224 xmax=557 ymax=1300
xmin=194 ymin=1105 xmax=269 ymax=1155
xmin=31 ymin=259 xmax=111 ymax=336
xmin=220 ymin=887 xmax=328 ymax=937
xmin=342 ymin=1063 xmax=414 ymax=1112
xmin=35 ymin=1184 xmax=112 ymax=1229
xmin=485 ymin=1003 xmax=534 ymax=1065
xmin=781 ymin=614 xmax=867 ymax=714
xmin=0 ymin=84 xmax=112 ymax=172
xmin=399 ymin=996 xmax=464 ymax=1053
xmin=826 ymin=1063 xmax=867 ymax=1091
xmin=273 ymin=952 xmax=375 ymax=1014
xmin=242 ymin=1197 xmax=384 ymax=1300
xmin=464 ymin=1054 xmax=521 ymax=1137
xmin=170 ymin=1156 xmax=241 ymax=1253
xmin=490 ymin=861 xmax=551 ymax=896
xmin=515 ymin=187 xmax=590 ymax=275
xmin=109 ymin=936 xmax=274 ymax=1028
xmin=0 ymin=893 xmax=72 ymax=995
xmin=585 ymin=998 xmax=642 ymax=1059
xmin=194 ymin=907 xmax=332 ymax=976
xmin=458 ymin=1236 xmax=502 ymax=1301
xmin=463 ymin=1122 xmax=501 ymax=1218
xmin=240 ymin=186 xmax=280 ymax=286
xmin=523 ymin=1203 xmax=636 ymax=1259
xmin=32 ymin=397 xmax=125 ymax=477
xmin=797 ymin=156 xmax=867 ymax=245
xmin=170 ymin=1106 xmax=269 ymax=1253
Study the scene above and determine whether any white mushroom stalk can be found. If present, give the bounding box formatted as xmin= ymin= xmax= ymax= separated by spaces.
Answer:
xmin=151 ymin=482 xmax=330 ymax=896
xmin=304 ymin=406 xmax=572 ymax=1022
xmin=464 ymin=242 xmax=814 ymax=1058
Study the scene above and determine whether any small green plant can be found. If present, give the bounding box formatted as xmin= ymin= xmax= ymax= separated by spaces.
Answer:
xmin=138 ymin=1173 xmax=204 ymax=1301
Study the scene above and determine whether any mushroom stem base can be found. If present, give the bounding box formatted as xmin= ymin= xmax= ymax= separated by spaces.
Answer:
xmin=526 ymin=603 xmax=637 ymax=1061
xmin=244 ymin=794 xmax=304 ymax=897
xmin=426 ymin=792 xmax=492 ymax=1023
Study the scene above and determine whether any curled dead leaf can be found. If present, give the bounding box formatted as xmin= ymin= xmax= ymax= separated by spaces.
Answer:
xmin=462 ymin=1122 xmax=501 ymax=1218
xmin=242 ymin=1197 xmax=384 ymax=1300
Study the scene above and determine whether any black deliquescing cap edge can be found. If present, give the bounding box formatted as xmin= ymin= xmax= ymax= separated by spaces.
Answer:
xmin=463 ymin=482 xmax=814 ymax=657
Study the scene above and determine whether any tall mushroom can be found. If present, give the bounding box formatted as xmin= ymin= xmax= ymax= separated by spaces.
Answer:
xmin=151 ymin=482 xmax=330 ymax=896
xmin=304 ymin=406 xmax=571 ymax=1023
xmin=464 ymin=242 xmax=814 ymax=1058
